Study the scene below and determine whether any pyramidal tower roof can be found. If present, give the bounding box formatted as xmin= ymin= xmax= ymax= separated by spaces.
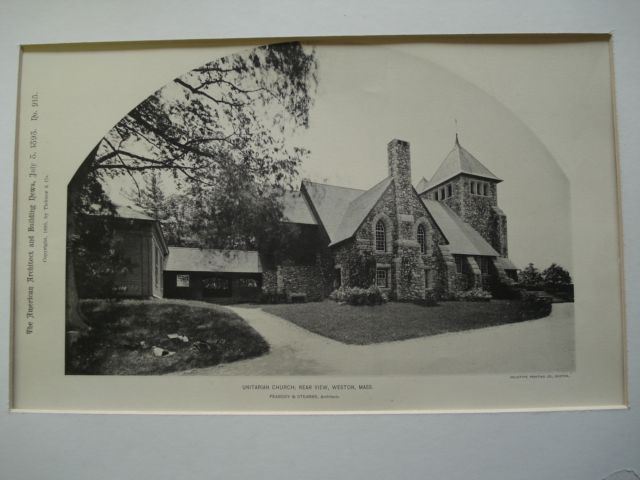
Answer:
xmin=418 ymin=135 xmax=502 ymax=193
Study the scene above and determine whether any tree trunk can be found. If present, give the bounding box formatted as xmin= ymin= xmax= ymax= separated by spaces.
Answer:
xmin=65 ymin=144 xmax=100 ymax=332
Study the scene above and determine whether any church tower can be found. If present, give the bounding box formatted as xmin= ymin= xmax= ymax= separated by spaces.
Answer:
xmin=417 ymin=135 xmax=508 ymax=257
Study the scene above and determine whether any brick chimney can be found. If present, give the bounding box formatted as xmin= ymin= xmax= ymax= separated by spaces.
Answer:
xmin=387 ymin=139 xmax=412 ymax=215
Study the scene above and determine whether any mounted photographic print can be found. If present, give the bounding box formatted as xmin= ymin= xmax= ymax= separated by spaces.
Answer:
xmin=11 ymin=36 xmax=626 ymax=413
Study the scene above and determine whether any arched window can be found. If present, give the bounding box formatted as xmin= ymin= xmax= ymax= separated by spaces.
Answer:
xmin=375 ymin=220 xmax=386 ymax=251
xmin=417 ymin=224 xmax=427 ymax=254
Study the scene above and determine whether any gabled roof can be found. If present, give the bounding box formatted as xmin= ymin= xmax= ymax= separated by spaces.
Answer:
xmin=165 ymin=247 xmax=263 ymax=273
xmin=302 ymin=181 xmax=367 ymax=241
xmin=302 ymin=178 xmax=393 ymax=246
xmin=422 ymin=199 xmax=499 ymax=256
xmin=419 ymin=137 xmax=501 ymax=193
xmin=280 ymin=191 xmax=318 ymax=225
xmin=330 ymin=177 xmax=393 ymax=246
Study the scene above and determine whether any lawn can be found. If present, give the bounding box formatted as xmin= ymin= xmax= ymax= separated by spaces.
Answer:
xmin=261 ymin=300 xmax=551 ymax=345
xmin=66 ymin=299 xmax=269 ymax=375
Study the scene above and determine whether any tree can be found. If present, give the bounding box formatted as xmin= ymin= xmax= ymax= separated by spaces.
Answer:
xmin=518 ymin=263 xmax=544 ymax=288
xmin=125 ymin=171 xmax=167 ymax=222
xmin=542 ymin=263 xmax=572 ymax=290
xmin=67 ymin=42 xmax=318 ymax=330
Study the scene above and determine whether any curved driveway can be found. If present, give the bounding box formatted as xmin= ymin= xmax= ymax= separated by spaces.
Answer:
xmin=175 ymin=303 xmax=574 ymax=376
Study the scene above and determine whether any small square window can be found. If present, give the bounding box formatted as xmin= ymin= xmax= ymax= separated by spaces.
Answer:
xmin=376 ymin=268 xmax=389 ymax=288
xmin=176 ymin=274 xmax=190 ymax=287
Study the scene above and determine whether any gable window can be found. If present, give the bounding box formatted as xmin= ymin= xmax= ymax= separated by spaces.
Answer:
xmin=376 ymin=268 xmax=389 ymax=288
xmin=417 ymin=224 xmax=427 ymax=254
xmin=375 ymin=220 xmax=386 ymax=252
xmin=176 ymin=274 xmax=190 ymax=287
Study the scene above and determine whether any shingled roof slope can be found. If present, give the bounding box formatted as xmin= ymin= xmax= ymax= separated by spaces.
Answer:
xmin=422 ymin=199 xmax=499 ymax=256
xmin=302 ymin=181 xmax=367 ymax=242
xmin=420 ymin=137 xmax=501 ymax=193
xmin=113 ymin=204 xmax=155 ymax=221
xmin=165 ymin=247 xmax=263 ymax=273
xmin=330 ymin=177 xmax=393 ymax=246
xmin=280 ymin=191 xmax=317 ymax=225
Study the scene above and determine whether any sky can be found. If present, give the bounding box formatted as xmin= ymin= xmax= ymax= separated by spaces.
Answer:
xmin=101 ymin=41 xmax=619 ymax=274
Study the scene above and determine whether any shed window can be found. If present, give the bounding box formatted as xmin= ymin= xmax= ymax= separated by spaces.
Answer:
xmin=238 ymin=278 xmax=258 ymax=288
xmin=203 ymin=277 xmax=230 ymax=290
xmin=375 ymin=220 xmax=386 ymax=252
xmin=176 ymin=274 xmax=190 ymax=287
xmin=417 ymin=224 xmax=427 ymax=254
xmin=376 ymin=268 xmax=389 ymax=288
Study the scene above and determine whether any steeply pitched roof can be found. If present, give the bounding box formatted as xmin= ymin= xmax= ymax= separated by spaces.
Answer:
xmin=422 ymin=199 xmax=499 ymax=256
xmin=419 ymin=137 xmax=501 ymax=193
xmin=165 ymin=247 xmax=263 ymax=273
xmin=302 ymin=181 xmax=367 ymax=241
xmin=303 ymin=178 xmax=393 ymax=246
xmin=330 ymin=177 xmax=393 ymax=246
xmin=280 ymin=191 xmax=318 ymax=225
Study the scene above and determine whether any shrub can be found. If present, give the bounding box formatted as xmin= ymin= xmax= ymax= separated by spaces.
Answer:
xmin=520 ymin=290 xmax=553 ymax=318
xmin=329 ymin=286 xmax=387 ymax=306
xmin=414 ymin=290 xmax=439 ymax=307
xmin=456 ymin=288 xmax=493 ymax=302
xmin=542 ymin=263 xmax=572 ymax=292
xmin=259 ymin=292 xmax=288 ymax=304
xmin=488 ymin=278 xmax=522 ymax=300
xmin=518 ymin=263 xmax=545 ymax=290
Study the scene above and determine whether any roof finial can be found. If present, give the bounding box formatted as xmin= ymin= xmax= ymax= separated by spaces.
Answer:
xmin=454 ymin=118 xmax=460 ymax=145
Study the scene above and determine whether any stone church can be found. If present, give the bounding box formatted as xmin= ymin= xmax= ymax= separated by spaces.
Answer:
xmin=94 ymin=136 xmax=518 ymax=303
xmin=260 ymin=137 xmax=518 ymax=302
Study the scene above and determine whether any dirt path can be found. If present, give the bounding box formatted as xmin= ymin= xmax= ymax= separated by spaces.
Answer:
xmin=174 ymin=303 xmax=574 ymax=375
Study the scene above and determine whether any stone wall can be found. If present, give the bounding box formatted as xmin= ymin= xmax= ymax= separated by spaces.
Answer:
xmin=334 ymin=139 xmax=451 ymax=300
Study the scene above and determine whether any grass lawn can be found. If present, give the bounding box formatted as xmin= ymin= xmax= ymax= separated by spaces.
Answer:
xmin=261 ymin=300 xmax=551 ymax=345
xmin=66 ymin=299 xmax=269 ymax=375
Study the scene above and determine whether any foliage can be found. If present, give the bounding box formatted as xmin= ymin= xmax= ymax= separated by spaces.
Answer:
xmin=329 ymin=286 xmax=388 ymax=306
xmin=84 ymin=42 xmax=318 ymax=249
xmin=520 ymin=291 xmax=553 ymax=318
xmin=66 ymin=43 xmax=318 ymax=328
xmin=353 ymin=252 xmax=377 ymax=288
xmin=456 ymin=288 xmax=493 ymax=302
xmin=413 ymin=290 xmax=439 ymax=307
xmin=518 ymin=263 xmax=544 ymax=290
xmin=68 ymin=176 xmax=132 ymax=298
xmin=488 ymin=276 xmax=522 ymax=300
xmin=66 ymin=299 xmax=269 ymax=374
xmin=542 ymin=263 xmax=572 ymax=290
